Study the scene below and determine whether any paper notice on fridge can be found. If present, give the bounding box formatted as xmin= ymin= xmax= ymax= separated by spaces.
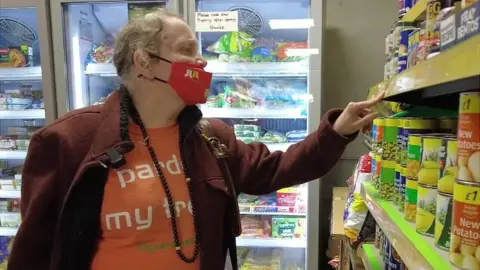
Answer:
xmin=195 ymin=11 xmax=238 ymax=32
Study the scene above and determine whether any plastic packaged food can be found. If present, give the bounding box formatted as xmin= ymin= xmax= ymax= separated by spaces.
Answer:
xmin=85 ymin=43 xmax=114 ymax=64
xmin=0 ymin=46 xmax=33 ymax=67
xmin=344 ymin=155 xmax=376 ymax=243
xmin=271 ymin=218 xmax=305 ymax=239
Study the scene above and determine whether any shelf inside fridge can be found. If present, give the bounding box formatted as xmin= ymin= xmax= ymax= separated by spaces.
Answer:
xmin=0 ymin=227 xmax=18 ymax=237
xmin=205 ymin=60 xmax=309 ymax=77
xmin=0 ymin=150 xmax=27 ymax=160
xmin=0 ymin=190 xmax=21 ymax=199
xmin=201 ymin=106 xmax=306 ymax=119
xmin=85 ymin=60 xmax=309 ymax=78
xmin=0 ymin=67 xmax=42 ymax=81
xmin=0 ymin=109 xmax=45 ymax=119
xmin=237 ymin=237 xmax=306 ymax=248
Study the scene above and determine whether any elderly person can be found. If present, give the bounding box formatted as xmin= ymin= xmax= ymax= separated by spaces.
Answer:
xmin=8 ymin=8 xmax=382 ymax=270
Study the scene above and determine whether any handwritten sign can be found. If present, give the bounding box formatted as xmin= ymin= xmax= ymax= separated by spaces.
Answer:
xmin=195 ymin=11 xmax=238 ymax=32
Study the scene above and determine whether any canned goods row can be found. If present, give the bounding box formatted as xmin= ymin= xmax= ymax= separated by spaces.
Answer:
xmin=386 ymin=0 xmax=461 ymax=80
xmin=380 ymin=232 xmax=409 ymax=270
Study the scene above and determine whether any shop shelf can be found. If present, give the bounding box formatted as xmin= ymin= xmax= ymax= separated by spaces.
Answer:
xmin=85 ymin=61 xmax=309 ymax=78
xmin=0 ymin=227 xmax=18 ymax=236
xmin=0 ymin=190 xmax=21 ymax=199
xmin=361 ymin=182 xmax=452 ymax=270
xmin=0 ymin=150 xmax=27 ymax=160
xmin=358 ymin=244 xmax=382 ymax=270
xmin=236 ymin=237 xmax=306 ymax=248
xmin=368 ymin=35 xmax=480 ymax=109
xmin=205 ymin=60 xmax=309 ymax=77
xmin=85 ymin=63 xmax=117 ymax=77
xmin=400 ymin=0 xmax=427 ymax=22
xmin=239 ymin=204 xmax=306 ymax=216
xmin=0 ymin=67 xmax=42 ymax=81
xmin=201 ymin=107 xmax=307 ymax=119
xmin=0 ymin=109 xmax=45 ymax=119
xmin=265 ymin=142 xmax=294 ymax=152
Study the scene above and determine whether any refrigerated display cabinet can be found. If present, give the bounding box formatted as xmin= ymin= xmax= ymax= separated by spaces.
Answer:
xmin=0 ymin=0 xmax=56 ymax=246
xmin=50 ymin=0 xmax=324 ymax=268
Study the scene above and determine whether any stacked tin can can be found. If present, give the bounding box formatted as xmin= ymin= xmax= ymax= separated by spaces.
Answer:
xmin=379 ymin=118 xmax=399 ymax=200
xmin=403 ymin=118 xmax=437 ymax=222
xmin=450 ymin=92 xmax=480 ymax=269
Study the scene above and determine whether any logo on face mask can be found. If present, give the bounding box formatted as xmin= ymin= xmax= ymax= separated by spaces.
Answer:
xmin=184 ymin=69 xmax=200 ymax=80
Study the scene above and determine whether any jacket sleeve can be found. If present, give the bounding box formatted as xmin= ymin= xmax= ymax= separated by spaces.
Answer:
xmin=210 ymin=109 xmax=357 ymax=195
xmin=8 ymin=133 xmax=62 ymax=270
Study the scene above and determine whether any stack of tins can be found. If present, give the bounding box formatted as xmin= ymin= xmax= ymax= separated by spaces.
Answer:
xmin=451 ymin=92 xmax=480 ymax=269
xmin=372 ymin=118 xmax=385 ymax=189
xmin=380 ymin=118 xmax=399 ymax=201
xmin=404 ymin=118 xmax=437 ymax=222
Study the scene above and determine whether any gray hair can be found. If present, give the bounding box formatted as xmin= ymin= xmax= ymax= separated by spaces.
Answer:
xmin=113 ymin=9 xmax=181 ymax=83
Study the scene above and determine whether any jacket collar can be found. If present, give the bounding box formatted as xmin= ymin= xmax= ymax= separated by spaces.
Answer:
xmin=90 ymin=89 xmax=203 ymax=162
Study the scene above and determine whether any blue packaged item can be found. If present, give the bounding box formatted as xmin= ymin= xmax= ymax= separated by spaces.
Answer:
xmin=398 ymin=28 xmax=417 ymax=73
xmin=0 ymin=236 xmax=13 ymax=264
xmin=388 ymin=246 xmax=402 ymax=269
xmin=399 ymin=0 xmax=414 ymax=18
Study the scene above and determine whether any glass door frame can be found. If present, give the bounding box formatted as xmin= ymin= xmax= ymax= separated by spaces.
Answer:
xmin=1 ymin=0 xmax=57 ymax=124
xmin=186 ymin=0 xmax=325 ymax=269
xmin=49 ymin=0 xmax=183 ymax=117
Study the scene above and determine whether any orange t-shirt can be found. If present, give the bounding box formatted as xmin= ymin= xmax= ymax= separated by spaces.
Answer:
xmin=91 ymin=123 xmax=200 ymax=270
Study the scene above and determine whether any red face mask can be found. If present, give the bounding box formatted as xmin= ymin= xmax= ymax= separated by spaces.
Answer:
xmin=140 ymin=55 xmax=213 ymax=105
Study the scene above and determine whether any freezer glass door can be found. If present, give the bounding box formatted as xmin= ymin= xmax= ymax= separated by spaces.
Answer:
xmin=60 ymin=1 xmax=170 ymax=111
xmin=0 ymin=6 xmax=45 ymax=243
xmin=194 ymin=0 xmax=312 ymax=269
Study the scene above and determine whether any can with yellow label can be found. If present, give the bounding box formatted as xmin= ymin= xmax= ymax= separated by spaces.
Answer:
xmin=435 ymin=191 xmax=453 ymax=251
xmin=406 ymin=134 xmax=423 ymax=178
xmin=416 ymin=183 xmax=437 ymax=237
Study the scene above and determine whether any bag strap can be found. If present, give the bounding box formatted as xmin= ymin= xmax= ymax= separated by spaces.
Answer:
xmin=198 ymin=119 xmax=241 ymax=270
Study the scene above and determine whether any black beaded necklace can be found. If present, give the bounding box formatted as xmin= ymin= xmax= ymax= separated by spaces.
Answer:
xmin=132 ymin=109 xmax=200 ymax=263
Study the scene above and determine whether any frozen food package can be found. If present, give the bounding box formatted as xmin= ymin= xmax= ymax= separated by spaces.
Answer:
xmin=85 ymin=43 xmax=114 ymax=64
xmin=344 ymin=154 xmax=376 ymax=243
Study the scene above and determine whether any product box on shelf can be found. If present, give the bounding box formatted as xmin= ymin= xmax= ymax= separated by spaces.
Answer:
xmin=440 ymin=4 xmax=460 ymax=51
xmin=456 ymin=1 xmax=480 ymax=44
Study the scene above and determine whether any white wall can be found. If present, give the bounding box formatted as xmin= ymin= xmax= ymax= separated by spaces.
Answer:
xmin=317 ymin=0 xmax=398 ymax=266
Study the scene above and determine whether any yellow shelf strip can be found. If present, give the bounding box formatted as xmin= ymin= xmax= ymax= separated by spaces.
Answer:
xmin=401 ymin=0 xmax=427 ymax=22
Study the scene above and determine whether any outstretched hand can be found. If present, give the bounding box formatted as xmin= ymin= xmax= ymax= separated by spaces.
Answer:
xmin=333 ymin=91 xmax=386 ymax=136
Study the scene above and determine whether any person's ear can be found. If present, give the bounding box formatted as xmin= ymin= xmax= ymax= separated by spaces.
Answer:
xmin=133 ymin=50 xmax=154 ymax=79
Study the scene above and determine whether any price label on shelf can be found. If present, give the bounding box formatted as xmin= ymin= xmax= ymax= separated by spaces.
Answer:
xmin=195 ymin=11 xmax=238 ymax=32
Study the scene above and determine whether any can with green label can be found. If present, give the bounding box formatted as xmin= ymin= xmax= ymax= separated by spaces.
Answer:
xmin=396 ymin=118 xmax=404 ymax=164
xmin=435 ymin=191 xmax=453 ymax=251
xmin=405 ymin=177 xmax=418 ymax=223
xmin=380 ymin=160 xmax=396 ymax=200
xmin=416 ymin=183 xmax=437 ymax=237
xmin=374 ymin=118 xmax=386 ymax=155
xmin=401 ymin=117 xmax=437 ymax=167
xmin=406 ymin=134 xmax=423 ymax=178
xmin=383 ymin=118 xmax=399 ymax=161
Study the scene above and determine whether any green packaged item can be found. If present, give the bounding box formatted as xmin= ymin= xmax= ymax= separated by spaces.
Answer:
xmin=272 ymin=218 xmax=306 ymax=239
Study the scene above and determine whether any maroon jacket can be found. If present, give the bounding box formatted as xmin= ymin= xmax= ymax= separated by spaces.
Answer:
xmin=8 ymin=90 xmax=356 ymax=270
